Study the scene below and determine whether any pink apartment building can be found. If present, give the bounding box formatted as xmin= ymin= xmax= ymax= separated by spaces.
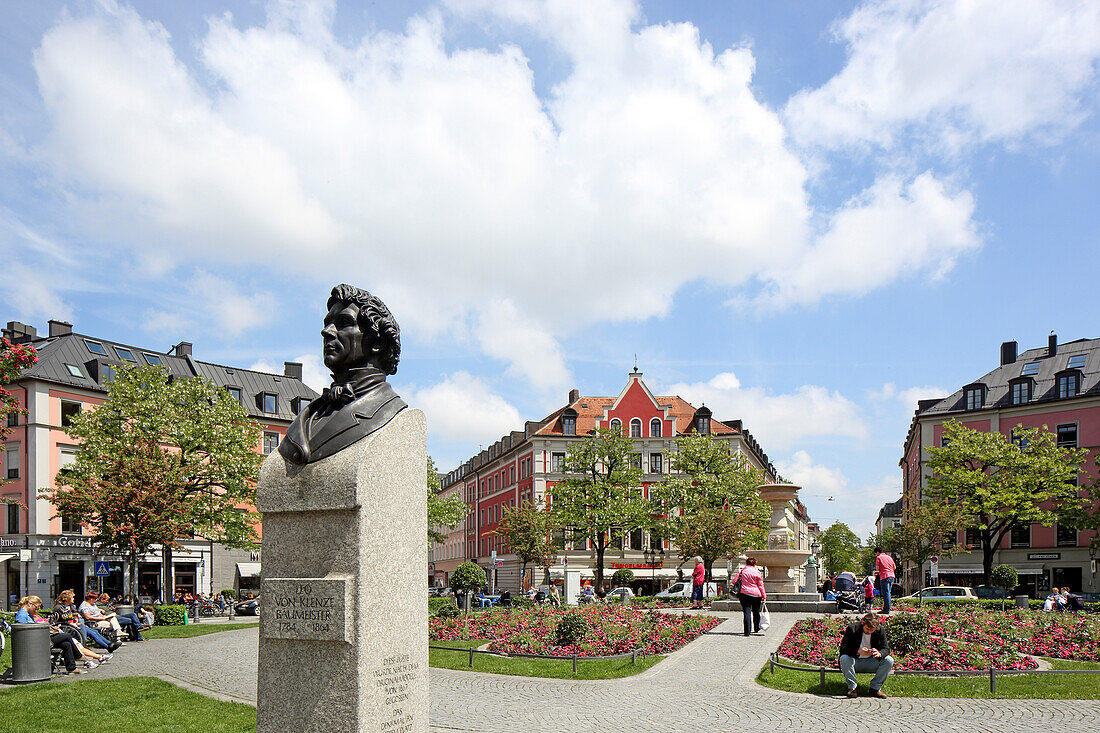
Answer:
xmin=0 ymin=319 xmax=317 ymax=608
xmin=900 ymin=334 xmax=1100 ymax=597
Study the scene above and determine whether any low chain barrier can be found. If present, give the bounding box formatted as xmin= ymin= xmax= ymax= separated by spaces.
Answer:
xmin=429 ymin=644 xmax=647 ymax=673
xmin=768 ymin=652 xmax=1100 ymax=693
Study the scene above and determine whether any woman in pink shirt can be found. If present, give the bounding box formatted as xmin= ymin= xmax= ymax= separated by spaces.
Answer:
xmin=733 ymin=557 xmax=767 ymax=636
xmin=690 ymin=556 xmax=706 ymax=609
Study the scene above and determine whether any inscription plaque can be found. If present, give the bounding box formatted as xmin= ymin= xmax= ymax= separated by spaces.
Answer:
xmin=374 ymin=653 xmax=420 ymax=733
xmin=260 ymin=577 xmax=351 ymax=643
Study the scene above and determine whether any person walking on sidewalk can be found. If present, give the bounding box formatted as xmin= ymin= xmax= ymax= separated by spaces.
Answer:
xmin=838 ymin=612 xmax=893 ymax=698
xmin=874 ymin=547 xmax=896 ymax=614
xmin=733 ymin=557 xmax=766 ymax=636
xmin=690 ymin=557 xmax=706 ymax=609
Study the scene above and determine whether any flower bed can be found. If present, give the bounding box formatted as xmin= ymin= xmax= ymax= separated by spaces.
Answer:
xmin=926 ymin=607 xmax=1100 ymax=662
xmin=429 ymin=605 xmax=721 ymax=657
xmin=777 ymin=615 xmax=1037 ymax=671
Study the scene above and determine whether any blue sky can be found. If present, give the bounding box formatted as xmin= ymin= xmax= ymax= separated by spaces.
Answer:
xmin=3 ymin=0 xmax=1099 ymax=538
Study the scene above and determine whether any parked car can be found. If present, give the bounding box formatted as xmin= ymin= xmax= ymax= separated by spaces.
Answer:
xmin=234 ymin=597 xmax=261 ymax=615
xmin=900 ymin=586 xmax=977 ymax=601
xmin=656 ymin=581 xmax=720 ymax=599
xmin=605 ymin=586 xmax=635 ymax=603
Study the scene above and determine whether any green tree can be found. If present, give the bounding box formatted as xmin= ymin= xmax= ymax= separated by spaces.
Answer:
xmin=47 ymin=364 xmax=262 ymax=598
xmin=610 ymin=568 xmax=635 ymax=588
xmin=0 ymin=337 xmax=37 ymax=513
xmin=427 ymin=456 xmax=466 ymax=546
xmin=879 ymin=500 xmax=966 ymax=590
xmin=926 ymin=420 xmax=1088 ymax=585
xmin=819 ymin=522 xmax=861 ymax=576
xmin=990 ymin=564 xmax=1019 ymax=611
xmin=495 ymin=497 xmax=562 ymax=587
xmin=548 ymin=427 xmax=650 ymax=589
xmin=449 ymin=561 xmax=487 ymax=615
xmin=650 ymin=433 xmax=770 ymax=581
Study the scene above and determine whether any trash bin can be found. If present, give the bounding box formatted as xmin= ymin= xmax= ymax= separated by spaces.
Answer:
xmin=114 ymin=604 xmax=135 ymax=617
xmin=1015 ymin=595 xmax=1029 ymax=609
xmin=11 ymin=623 xmax=52 ymax=684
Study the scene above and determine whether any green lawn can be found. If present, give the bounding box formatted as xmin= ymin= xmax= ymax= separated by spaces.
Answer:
xmin=0 ymin=676 xmax=256 ymax=730
xmin=429 ymin=639 xmax=664 ymax=679
xmin=143 ymin=622 xmax=258 ymax=639
xmin=757 ymin=657 xmax=1100 ymax=699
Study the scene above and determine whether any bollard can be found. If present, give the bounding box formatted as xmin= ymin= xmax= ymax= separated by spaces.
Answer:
xmin=468 ymin=648 xmax=474 ymax=667
xmin=632 ymin=649 xmax=637 ymax=665
xmin=573 ymin=654 xmax=578 ymax=674
xmin=990 ymin=667 xmax=996 ymax=694
xmin=11 ymin=623 xmax=52 ymax=683
xmin=819 ymin=666 xmax=826 ymax=688
xmin=769 ymin=654 xmax=774 ymax=674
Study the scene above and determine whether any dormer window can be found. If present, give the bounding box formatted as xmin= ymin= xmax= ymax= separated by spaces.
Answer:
xmin=1057 ymin=372 xmax=1080 ymax=399
xmin=1009 ymin=379 xmax=1032 ymax=405
xmin=694 ymin=406 xmax=712 ymax=435
xmin=261 ymin=393 xmax=277 ymax=413
xmin=964 ymin=385 xmax=985 ymax=410
xmin=226 ymin=386 xmax=242 ymax=404
xmin=292 ymin=397 xmax=309 ymax=414
xmin=561 ymin=408 xmax=577 ymax=436
xmin=609 ymin=418 xmax=622 ymax=434
xmin=630 ymin=418 xmax=642 ymax=438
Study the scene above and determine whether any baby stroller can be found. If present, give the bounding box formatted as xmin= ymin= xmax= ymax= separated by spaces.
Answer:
xmin=833 ymin=571 xmax=866 ymax=614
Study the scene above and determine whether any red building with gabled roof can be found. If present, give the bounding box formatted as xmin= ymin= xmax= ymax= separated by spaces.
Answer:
xmin=430 ymin=369 xmax=813 ymax=594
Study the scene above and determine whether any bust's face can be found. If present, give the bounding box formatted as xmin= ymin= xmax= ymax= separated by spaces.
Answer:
xmin=322 ymin=301 xmax=369 ymax=372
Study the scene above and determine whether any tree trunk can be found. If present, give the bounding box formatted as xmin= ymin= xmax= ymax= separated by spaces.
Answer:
xmin=162 ymin=544 xmax=173 ymax=603
xmin=594 ymin=535 xmax=606 ymax=589
xmin=982 ymin=542 xmax=995 ymax=588
xmin=129 ymin=551 xmax=139 ymax=599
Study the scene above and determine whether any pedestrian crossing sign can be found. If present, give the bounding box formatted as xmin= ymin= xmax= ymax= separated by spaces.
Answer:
xmin=94 ymin=561 xmax=110 ymax=576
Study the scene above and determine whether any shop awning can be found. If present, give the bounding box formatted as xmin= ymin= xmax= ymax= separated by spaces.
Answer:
xmin=0 ymin=553 xmax=17 ymax=564
xmin=236 ymin=562 xmax=261 ymax=578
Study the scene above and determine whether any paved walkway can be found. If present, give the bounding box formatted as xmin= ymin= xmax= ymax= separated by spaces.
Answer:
xmin=51 ymin=612 xmax=1100 ymax=731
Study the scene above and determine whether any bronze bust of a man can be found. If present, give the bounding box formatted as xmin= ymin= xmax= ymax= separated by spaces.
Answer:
xmin=279 ymin=284 xmax=407 ymax=465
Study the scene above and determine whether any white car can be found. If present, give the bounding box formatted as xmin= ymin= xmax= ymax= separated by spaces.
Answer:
xmin=605 ymin=586 xmax=635 ymax=602
xmin=655 ymin=581 xmax=720 ymax=599
xmin=900 ymin=586 xmax=977 ymax=601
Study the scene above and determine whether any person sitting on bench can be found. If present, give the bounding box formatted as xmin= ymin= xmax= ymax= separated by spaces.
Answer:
xmin=80 ymin=592 xmax=145 ymax=642
xmin=15 ymin=596 xmax=85 ymax=675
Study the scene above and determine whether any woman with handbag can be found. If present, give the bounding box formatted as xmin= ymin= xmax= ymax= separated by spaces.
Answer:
xmin=732 ymin=557 xmax=766 ymax=636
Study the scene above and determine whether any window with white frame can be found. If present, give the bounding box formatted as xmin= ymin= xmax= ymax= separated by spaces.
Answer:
xmin=60 ymin=400 xmax=82 ymax=428
xmin=262 ymin=431 xmax=280 ymax=454
xmin=965 ymin=386 xmax=984 ymax=410
xmin=4 ymin=446 xmax=18 ymax=480
xmin=1057 ymin=424 xmax=1078 ymax=448
xmin=1057 ymin=523 xmax=1077 ymax=547
xmin=609 ymin=418 xmax=621 ymax=434
xmin=650 ymin=453 xmax=663 ymax=474
xmin=1010 ymin=524 xmax=1031 ymax=548
xmin=551 ymin=452 xmax=566 ymax=472
xmin=630 ymin=418 xmax=642 ymax=437
xmin=650 ymin=418 xmax=661 ymax=438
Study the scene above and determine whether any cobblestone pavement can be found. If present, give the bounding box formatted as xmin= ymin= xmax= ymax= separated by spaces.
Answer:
xmin=54 ymin=611 xmax=1100 ymax=732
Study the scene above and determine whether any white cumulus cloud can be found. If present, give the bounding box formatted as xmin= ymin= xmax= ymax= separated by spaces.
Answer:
xmin=410 ymin=371 xmax=523 ymax=443
xmin=663 ymin=372 xmax=868 ymax=452
xmin=786 ymin=0 xmax=1100 ymax=151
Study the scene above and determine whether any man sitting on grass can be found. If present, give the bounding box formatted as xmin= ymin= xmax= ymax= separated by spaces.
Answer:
xmin=838 ymin=612 xmax=893 ymax=699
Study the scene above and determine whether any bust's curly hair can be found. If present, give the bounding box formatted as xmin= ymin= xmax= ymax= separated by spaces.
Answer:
xmin=327 ymin=284 xmax=401 ymax=375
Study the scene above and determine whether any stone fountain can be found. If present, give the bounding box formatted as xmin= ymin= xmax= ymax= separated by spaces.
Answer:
xmin=712 ymin=482 xmax=835 ymax=613
xmin=751 ymin=483 xmax=811 ymax=594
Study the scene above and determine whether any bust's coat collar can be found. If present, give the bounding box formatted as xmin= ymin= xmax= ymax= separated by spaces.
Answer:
xmin=278 ymin=380 xmax=406 ymax=465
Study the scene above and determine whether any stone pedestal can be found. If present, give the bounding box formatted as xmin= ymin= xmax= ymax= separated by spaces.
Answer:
xmin=755 ymin=483 xmax=811 ymax=595
xmin=256 ymin=408 xmax=427 ymax=733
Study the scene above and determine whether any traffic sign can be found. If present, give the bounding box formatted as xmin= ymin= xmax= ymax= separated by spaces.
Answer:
xmin=495 ymin=561 xmax=504 ymax=568
xmin=94 ymin=561 xmax=110 ymax=576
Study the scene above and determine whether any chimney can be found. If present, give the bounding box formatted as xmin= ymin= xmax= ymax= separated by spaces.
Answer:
xmin=48 ymin=320 xmax=72 ymax=337
xmin=568 ymin=388 xmax=579 ymax=404
xmin=173 ymin=341 xmax=193 ymax=357
xmin=1000 ymin=340 xmax=1017 ymax=366
xmin=284 ymin=361 xmax=303 ymax=380
xmin=1048 ymin=332 xmax=1057 ymax=358
xmin=3 ymin=321 xmax=38 ymax=342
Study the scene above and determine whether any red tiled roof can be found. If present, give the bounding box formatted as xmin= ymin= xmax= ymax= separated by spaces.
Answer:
xmin=535 ymin=395 xmax=737 ymax=436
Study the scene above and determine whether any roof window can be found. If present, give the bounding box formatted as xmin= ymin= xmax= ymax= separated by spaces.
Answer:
xmin=64 ymin=364 xmax=83 ymax=378
xmin=1066 ymin=354 xmax=1086 ymax=369
xmin=144 ymin=354 xmax=162 ymax=365
xmin=1020 ymin=362 xmax=1040 ymax=376
xmin=115 ymin=348 xmax=137 ymax=362
xmin=85 ymin=340 xmax=107 ymax=356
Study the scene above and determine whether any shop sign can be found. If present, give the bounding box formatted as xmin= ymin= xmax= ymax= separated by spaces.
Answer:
xmin=1028 ymin=553 xmax=1060 ymax=560
xmin=32 ymin=535 xmax=96 ymax=550
xmin=0 ymin=536 xmax=23 ymax=548
xmin=610 ymin=562 xmax=663 ymax=569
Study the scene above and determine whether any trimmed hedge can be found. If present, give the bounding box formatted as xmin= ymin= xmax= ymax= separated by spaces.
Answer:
xmin=428 ymin=597 xmax=455 ymax=615
xmin=433 ymin=601 xmax=460 ymax=619
xmin=220 ymin=589 xmax=236 ymax=599
xmin=154 ymin=604 xmax=188 ymax=626
xmin=508 ymin=597 xmax=535 ymax=610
